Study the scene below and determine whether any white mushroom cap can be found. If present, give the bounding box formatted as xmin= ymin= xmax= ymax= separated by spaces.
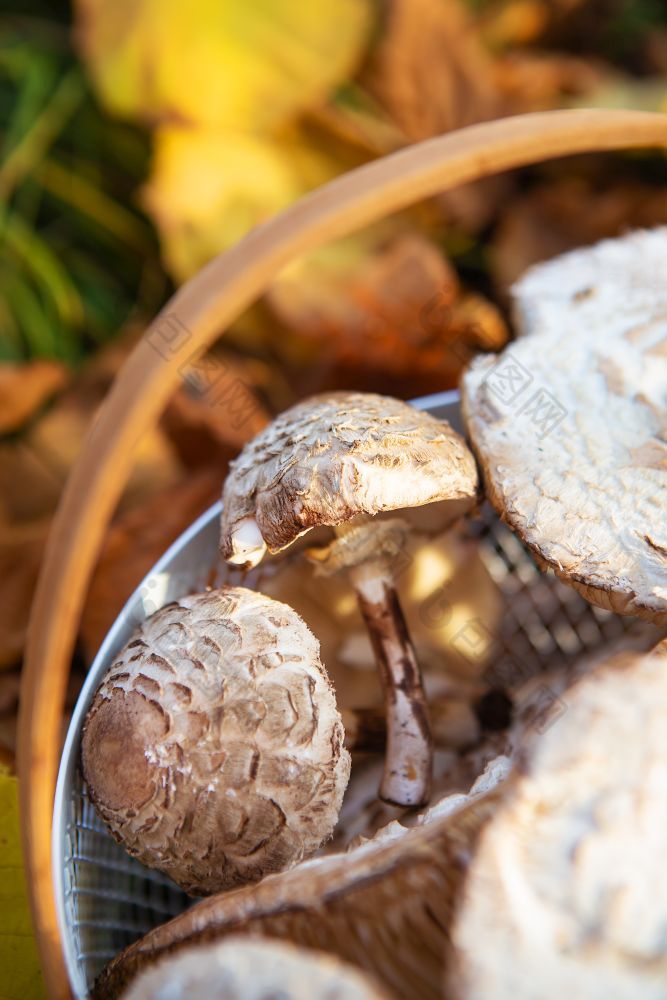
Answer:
xmin=82 ymin=587 xmax=350 ymax=895
xmin=449 ymin=641 xmax=667 ymax=999
xmin=95 ymin=760 xmax=509 ymax=999
xmin=462 ymin=228 xmax=667 ymax=625
xmin=220 ymin=392 xmax=478 ymax=566
xmin=121 ymin=937 xmax=389 ymax=1000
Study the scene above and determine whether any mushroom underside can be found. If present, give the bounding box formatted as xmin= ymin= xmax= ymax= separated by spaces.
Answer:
xmin=462 ymin=228 xmax=667 ymax=627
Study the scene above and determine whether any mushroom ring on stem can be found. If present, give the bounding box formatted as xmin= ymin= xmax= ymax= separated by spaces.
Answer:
xmin=81 ymin=587 xmax=350 ymax=895
xmin=220 ymin=391 xmax=479 ymax=807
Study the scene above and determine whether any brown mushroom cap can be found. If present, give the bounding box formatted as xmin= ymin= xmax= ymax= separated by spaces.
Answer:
xmin=220 ymin=391 xmax=478 ymax=564
xmin=462 ymin=229 xmax=667 ymax=626
xmin=121 ymin=937 xmax=389 ymax=1000
xmin=81 ymin=587 xmax=350 ymax=895
xmin=448 ymin=641 xmax=667 ymax=999
xmin=94 ymin=760 xmax=510 ymax=999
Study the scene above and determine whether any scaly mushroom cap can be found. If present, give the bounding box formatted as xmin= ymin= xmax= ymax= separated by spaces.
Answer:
xmin=81 ymin=587 xmax=350 ymax=895
xmin=448 ymin=641 xmax=667 ymax=999
xmin=220 ymin=391 xmax=478 ymax=564
xmin=94 ymin=758 xmax=510 ymax=1000
xmin=462 ymin=228 xmax=667 ymax=626
xmin=121 ymin=937 xmax=389 ymax=1000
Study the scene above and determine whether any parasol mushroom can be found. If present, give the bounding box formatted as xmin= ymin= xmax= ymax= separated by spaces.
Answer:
xmin=220 ymin=391 xmax=479 ymax=807
xmin=94 ymin=757 xmax=510 ymax=1000
xmin=448 ymin=640 xmax=667 ymax=999
xmin=463 ymin=228 xmax=667 ymax=626
xmin=121 ymin=937 xmax=389 ymax=1000
xmin=81 ymin=587 xmax=350 ymax=895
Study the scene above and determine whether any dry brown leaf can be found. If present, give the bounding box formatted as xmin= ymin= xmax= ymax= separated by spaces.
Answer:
xmin=0 ymin=718 xmax=17 ymax=757
xmin=26 ymin=392 xmax=182 ymax=514
xmin=646 ymin=28 xmax=667 ymax=74
xmin=493 ymin=51 xmax=602 ymax=111
xmin=491 ymin=178 xmax=667 ymax=294
xmin=80 ymin=468 xmax=221 ymax=660
xmin=0 ymin=671 xmax=20 ymax=717
xmin=0 ymin=742 xmax=15 ymax=771
xmin=162 ymin=351 xmax=270 ymax=469
xmin=0 ymin=442 xmax=63 ymax=524
xmin=477 ymin=0 xmax=605 ymax=51
xmin=366 ymin=0 xmax=501 ymax=141
xmin=268 ymin=234 xmax=508 ymax=396
xmin=0 ymin=523 xmax=48 ymax=670
xmin=478 ymin=0 xmax=550 ymax=48
xmin=0 ymin=361 xmax=68 ymax=436
xmin=364 ymin=0 xmax=511 ymax=232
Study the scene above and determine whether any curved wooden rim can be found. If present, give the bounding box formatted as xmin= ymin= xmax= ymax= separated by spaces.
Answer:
xmin=18 ymin=109 xmax=667 ymax=997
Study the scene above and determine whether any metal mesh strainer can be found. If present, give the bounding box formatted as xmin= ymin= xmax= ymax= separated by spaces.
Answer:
xmin=53 ymin=392 xmax=656 ymax=997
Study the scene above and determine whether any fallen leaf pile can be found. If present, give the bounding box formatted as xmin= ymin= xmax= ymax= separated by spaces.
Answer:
xmin=67 ymin=0 xmax=667 ymax=399
xmin=76 ymin=0 xmax=373 ymax=280
xmin=0 ymin=334 xmax=270 ymax=760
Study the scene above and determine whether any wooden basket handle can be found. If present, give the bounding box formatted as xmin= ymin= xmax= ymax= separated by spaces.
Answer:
xmin=19 ymin=109 xmax=667 ymax=997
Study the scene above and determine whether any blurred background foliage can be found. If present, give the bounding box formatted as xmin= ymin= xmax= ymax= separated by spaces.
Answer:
xmin=2 ymin=0 xmax=667 ymax=370
xmin=0 ymin=6 xmax=163 ymax=364
xmin=0 ymin=4 xmax=666 ymax=991
xmin=1 ymin=0 xmax=666 ymax=685
xmin=1 ymin=0 xmax=667 ymax=683
xmin=0 ymin=1 xmax=667 ymax=702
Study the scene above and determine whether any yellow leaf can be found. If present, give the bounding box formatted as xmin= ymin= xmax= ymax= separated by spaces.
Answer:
xmin=142 ymin=126 xmax=357 ymax=281
xmin=74 ymin=0 xmax=373 ymax=131
xmin=0 ymin=767 xmax=45 ymax=1000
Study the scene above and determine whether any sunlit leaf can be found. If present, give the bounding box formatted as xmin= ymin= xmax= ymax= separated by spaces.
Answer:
xmin=74 ymin=0 xmax=373 ymax=131
xmin=142 ymin=126 xmax=353 ymax=280
xmin=0 ymin=766 xmax=46 ymax=998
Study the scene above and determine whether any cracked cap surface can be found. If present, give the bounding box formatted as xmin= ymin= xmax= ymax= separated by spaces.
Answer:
xmin=82 ymin=586 xmax=350 ymax=895
xmin=220 ymin=391 xmax=478 ymax=563
xmin=462 ymin=228 xmax=667 ymax=625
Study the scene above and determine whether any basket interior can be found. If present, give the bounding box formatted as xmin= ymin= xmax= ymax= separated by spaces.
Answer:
xmin=55 ymin=396 xmax=658 ymax=996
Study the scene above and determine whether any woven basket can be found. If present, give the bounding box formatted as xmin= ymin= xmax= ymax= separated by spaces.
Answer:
xmin=18 ymin=109 xmax=667 ymax=998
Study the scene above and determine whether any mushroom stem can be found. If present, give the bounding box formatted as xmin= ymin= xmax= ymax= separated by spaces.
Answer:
xmin=349 ymin=559 xmax=433 ymax=807
xmin=342 ymin=696 xmax=482 ymax=754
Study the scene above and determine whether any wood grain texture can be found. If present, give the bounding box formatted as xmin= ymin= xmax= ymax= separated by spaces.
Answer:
xmin=18 ymin=110 xmax=667 ymax=997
